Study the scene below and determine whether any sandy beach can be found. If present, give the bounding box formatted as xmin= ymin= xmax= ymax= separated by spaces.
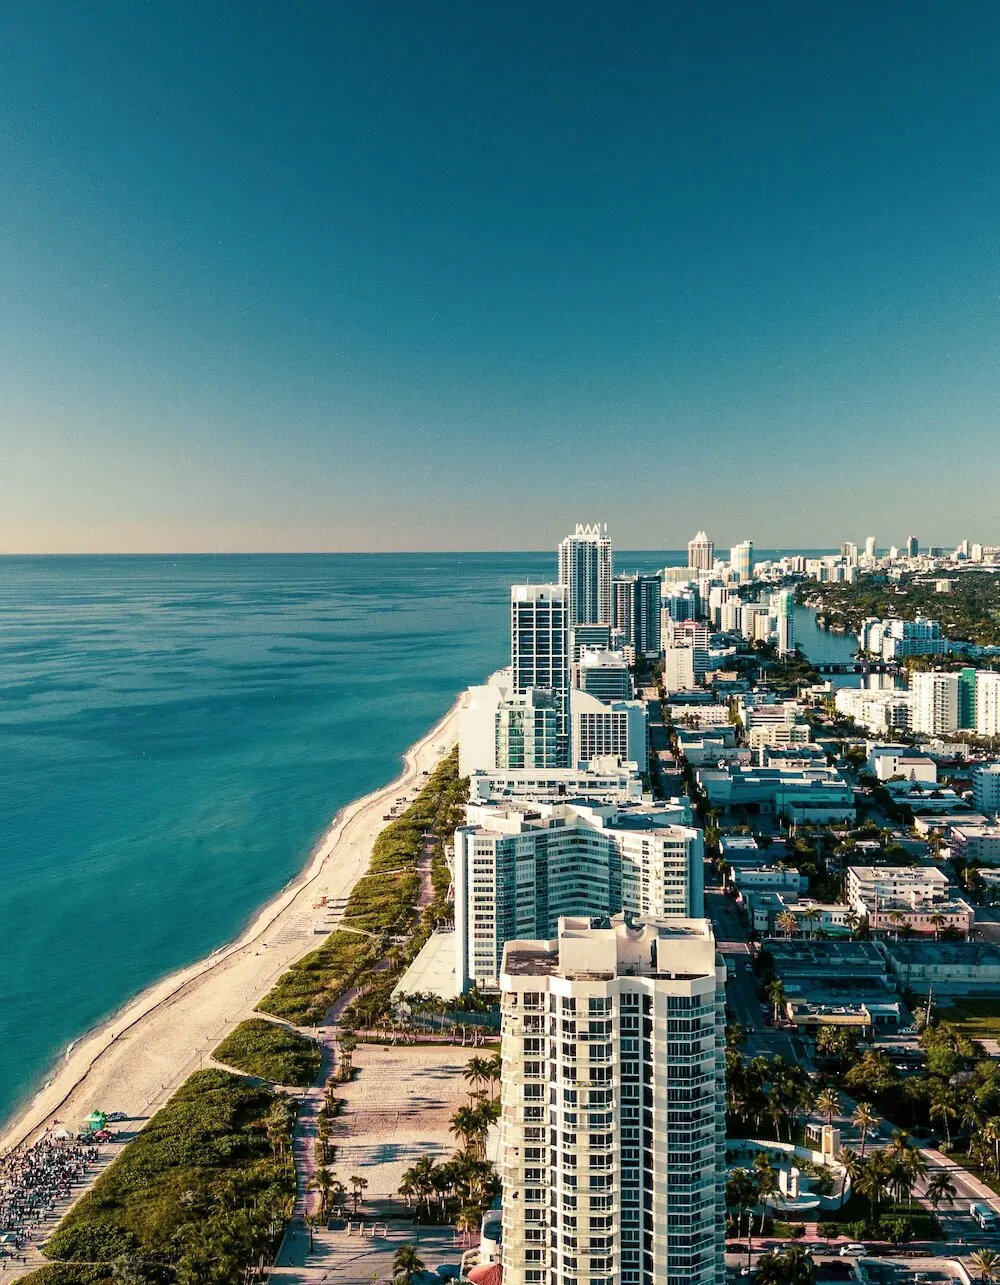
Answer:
xmin=0 ymin=695 xmax=461 ymax=1160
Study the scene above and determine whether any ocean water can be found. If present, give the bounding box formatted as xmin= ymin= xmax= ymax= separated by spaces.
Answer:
xmin=0 ymin=551 xmax=848 ymax=1128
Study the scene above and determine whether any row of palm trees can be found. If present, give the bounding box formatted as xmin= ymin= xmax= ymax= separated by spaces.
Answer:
xmin=397 ymin=1151 xmax=498 ymax=1224
xmin=725 ymin=1046 xmax=818 ymax=1142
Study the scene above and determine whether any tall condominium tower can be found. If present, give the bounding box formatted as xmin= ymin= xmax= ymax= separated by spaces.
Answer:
xmin=905 ymin=536 xmax=919 ymax=558
xmin=729 ymin=540 xmax=753 ymax=583
xmin=864 ymin=535 xmax=877 ymax=559
xmin=613 ymin=574 xmax=662 ymax=658
xmin=499 ymin=915 xmax=727 ymax=1285
xmin=687 ymin=531 xmax=714 ymax=573
xmin=772 ymin=589 xmax=796 ymax=657
xmin=511 ymin=584 xmax=570 ymax=763
xmin=559 ymin=524 xmax=614 ymax=627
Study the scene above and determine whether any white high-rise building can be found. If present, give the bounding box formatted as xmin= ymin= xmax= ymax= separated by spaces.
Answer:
xmin=454 ymin=800 xmax=703 ymax=988
xmin=559 ymin=524 xmax=614 ymax=627
xmin=499 ymin=915 xmax=727 ymax=1285
xmin=512 ymin=584 xmax=570 ymax=764
xmin=663 ymin=645 xmax=698 ymax=693
xmin=972 ymin=763 xmax=1000 ymax=816
xmin=729 ymin=540 xmax=753 ymax=583
xmin=910 ymin=670 xmax=960 ymax=736
xmin=687 ymin=530 xmax=715 ymax=573
xmin=865 ymin=535 xmax=877 ymax=559
xmin=976 ymin=672 xmax=1000 ymax=739
xmin=772 ymin=589 xmax=796 ymax=657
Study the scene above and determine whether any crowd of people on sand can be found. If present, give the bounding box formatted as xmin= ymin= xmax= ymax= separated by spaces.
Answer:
xmin=0 ymin=1133 xmax=101 ymax=1263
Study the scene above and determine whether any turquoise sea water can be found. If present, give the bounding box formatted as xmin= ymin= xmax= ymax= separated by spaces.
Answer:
xmin=0 ymin=551 xmax=850 ymax=1128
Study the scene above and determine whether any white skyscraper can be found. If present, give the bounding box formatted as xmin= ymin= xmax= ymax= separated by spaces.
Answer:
xmin=976 ymin=672 xmax=1000 ymax=739
xmin=687 ymin=530 xmax=715 ymax=573
xmin=499 ymin=915 xmax=727 ymax=1285
xmin=559 ymin=524 xmax=614 ymax=627
xmin=910 ymin=670 xmax=960 ymax=736
xmin=729 ymin=540 xmax=753 ymax=583
xmin=511 ymin=584 xmax=571 ymax=764
xmin=865 ymin=535 xmax=877 ymax=559
xmin=772 ymin=589 xmax=796 ymax=657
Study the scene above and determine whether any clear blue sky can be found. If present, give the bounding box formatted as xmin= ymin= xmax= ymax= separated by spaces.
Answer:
xmin=3 ymin=1 xmax=999 ymax=552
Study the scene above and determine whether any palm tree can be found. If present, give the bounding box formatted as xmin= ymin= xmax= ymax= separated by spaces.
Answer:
xmin=753 ymin=1250 xmax=789 ymax=1285
xmin=924 ymin=1170 xmax=957 ymax=1210
xmin=930 ymin=911 xmax=946 ymax=939
xmin=838 ymin=1146 xmax=861 ymax=1204
xmin=463 ymin=1056 xmax=490 ymax=1099
xmin=349 ymin=1173 xmax=369 ymax=1214
xmin=450 ymin=1105 xmax=487 ymax=1156
xmin=983 ymin=1117 xmax=1000 ymax=1177
xmin=776 ymin=910 xmax=798 ymax=939
xmin=815 ymin=1087 xmax=840 ymax=1127
xmin=392 ymin=1244 xmax=427 ymax=1285
xmin=970 ymin=1249 xmax=1000 ymax=1284
xmin=309 ymin=1167 xmax=335 ymax=1218
xmin=851 ymin=1102 xmax=879 ymax=1159
xmin=781 ymin=1244 xmax=815 ymax=1283
xmin=767 ymin=979 xmax=788 ymax=1024
xmin=929 ymin=1085 xmax=959 ymax=1147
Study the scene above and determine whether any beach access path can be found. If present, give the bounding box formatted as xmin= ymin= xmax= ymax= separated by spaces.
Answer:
xmin=0 ymin=697 xmax=462 ymax=1279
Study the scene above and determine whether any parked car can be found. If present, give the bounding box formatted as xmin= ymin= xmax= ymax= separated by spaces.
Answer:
xmin=839 ymin=1243 xmax=867 ymax=1256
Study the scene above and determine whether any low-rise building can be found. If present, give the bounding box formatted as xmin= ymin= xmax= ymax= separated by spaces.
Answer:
xmin=846 ymin=865 xmax=950 ymax=909
xmin=698 ymin=764 xmax=856 ymax=824
xmin=834 ymin=687 xmax=912 ymax=733
xmin=765 ymin=938 xmax=903 ymax=1031
xmin=870 ymin=750 xmax=938 ymax=784
xmin=732 ymin=866 xmax=806 ymax=895
xmin=949 ymin=823 xmax=1000 ymax=867
xmin=879 ymin=938 xmax=1000 ymax=989
xmin=881 ymin=780 xmax=967 ymax=814
xmin=467 ymin=758 xmax=646 ymax=804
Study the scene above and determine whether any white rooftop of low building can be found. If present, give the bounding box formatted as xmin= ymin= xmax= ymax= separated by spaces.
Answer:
xmin=390 ymin=928 xmax=460 ymax=1004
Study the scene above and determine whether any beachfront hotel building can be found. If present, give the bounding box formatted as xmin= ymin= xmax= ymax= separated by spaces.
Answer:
xmin=499 ymin=915 xmax=727 ymax=1285
xmin=559 ymin=523 xmax=614 ymax=627
xmin=570 ymin=689 xmax=648 ymax=771
xmin=512 ymin=584 xmax=571 ymax=765
xmin=453 ymin=799 xmax=704 ymax=989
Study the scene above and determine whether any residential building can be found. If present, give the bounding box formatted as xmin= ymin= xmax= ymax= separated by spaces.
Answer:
xmin=747 ymin=722 xmax=812 ymax=751
xmin=730 ymin=539 xmax=753 ymax=583
xmin=906 ymin=536 xmax=919 ymax=558
xmin=731 ymin=866 xmax=806 ymax=895
xmin=975 ymin=671 xmax=1000 ymax=738
xmin=949 ymin=824 xmax=1000 ymax=867
xmin=910 ymin=671 xmax=960 ymax=736
xmin=558 ymin=523 xmax=614 ymax=626
xmin=498 ymin=915 xmax=727 ymax=1285
xmin=687 ymin=529 xmax=715 ymax=572
xmin=496 ymin=689 xmax=565 ymax=770
xmin=663 ymin=644 xmax=698 ymax=694
xmin=865 ymin=535 xmax=877 ymax=559
xmin=570 ymin=623 xmax=613 ymax=663
xmin=972 ymin=763 xmax=1000 ymax=815
xmin=846 ymin=864 xmax=973 ymax=937
xmin=773 ymin=589 xmax=796 ymax=657
xmin=455 ymin=801 xmax=705 ymax=987
xmin=570 ymin=688 xmax=648 ymax=770
xmin=958 ymin=667 xmax=977 ymax=729
xmin=511 ymin=584 xmax=570 ymax=763
xmin=833 ymin=686 xmax=912 ymax=733
xmin=868 ymin=748 xmax=937 ymax=784
xmin=859 ymin=616 xmax=949 ymax=661
xmin=614 ymin=573 xmax=662 ymax=658
xmin=574 ymin=646 xmax=633 ymax=701
xmin=846 ymin=865 xmax=950 ymax=909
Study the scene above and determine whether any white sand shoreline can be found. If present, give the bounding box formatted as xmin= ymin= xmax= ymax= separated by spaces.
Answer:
xmin=0 ymin=694 xmax=463 ymax=1159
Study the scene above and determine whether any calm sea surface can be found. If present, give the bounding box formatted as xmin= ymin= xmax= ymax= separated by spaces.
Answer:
xmin=0 ymin=551 xmax=845 ymax=1126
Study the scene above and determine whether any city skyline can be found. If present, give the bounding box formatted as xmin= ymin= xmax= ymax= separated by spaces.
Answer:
xmin=4 ymin=2 xmax=1000 ymax=553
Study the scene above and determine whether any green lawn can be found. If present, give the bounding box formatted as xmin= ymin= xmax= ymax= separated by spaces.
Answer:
xmin=935 ymin=995 xmax=1000 ymax=1040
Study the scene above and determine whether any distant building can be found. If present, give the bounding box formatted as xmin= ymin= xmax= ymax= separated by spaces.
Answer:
xmin=975 ymin=672 xmax=1000 ymax=738
xmin=865 ymin=535 xmax=877 ymax=559
xmin=558 ymin=523 xmax=613 ymax=626
xmin=511 ymin=584 xmax=570 ymax=763
xmin=569 ymin=622 xmax=612 ymax=663
xmin=868 ymin=747 xmax=937 ymax=783
xmin=613 ymin=573 xmax=661 ymax=657
xmin=834 ymin=686 xmax=912 ymax=733
xmin=730 ymin=539 xmax=753 ymax=583
xmin=573 ymin=646 xmax=633 ymax=701
xmin=772 ymin=589 xmax=796 ymax=656
xmin=570 ymin=688 xmax=648 ymax=770
xmin=687 ymin=529 xmax=715 ymax=572
xmin=906 ymin=535 xmax=919 ymax=558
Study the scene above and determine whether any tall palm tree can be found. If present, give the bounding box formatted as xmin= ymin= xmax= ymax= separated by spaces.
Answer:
xmin=970 ymin=1249 xmax=1000 ymax=1285
xmin=392 ymin=1244 xmax=426 ymax=1285
xmin=983 ymin=1117 xmax=1000 ymax=1177
xmin=349 ymin=1173 xmax=369 ymax=1214
xmin=753 ymin=1250 xmax=789 ymax=1285
xmin=924 ymin=1171 xmax=957 ymax=1210
xmin=815 ymin=1087 xmax=841 ymax=1126
xmin=308 ymin=1167 xmax=335 ymax=1218
xmin=929 ymin=1085 xmax=959 ymax=1147
xmin=852 ymin=1102 xmax=879 ymax=1159
xmin=767 ymin=980 xmax=788 ymax=1024
xmin=837 ymin=1146 xmax=861 ymax=1204
xmin=781 ymin=1244 xmax=815 ymax=1283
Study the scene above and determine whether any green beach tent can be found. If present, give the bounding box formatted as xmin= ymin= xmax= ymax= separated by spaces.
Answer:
xmin=82 ymin=1110 xmax=107 ymax=1132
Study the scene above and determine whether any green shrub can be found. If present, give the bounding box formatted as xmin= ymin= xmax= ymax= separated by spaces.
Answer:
xmin=213 ymin=1018 xmax=320 ymax=1086
xmin=43 ymin=1069 xmax=293 ymax=1272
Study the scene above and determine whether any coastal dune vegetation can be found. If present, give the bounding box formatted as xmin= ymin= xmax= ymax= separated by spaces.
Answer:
xmin=211 ymin=1018 xmax=321 ymax=1087
xmin=29 ymin=1069 xmax=295 ymax=1283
